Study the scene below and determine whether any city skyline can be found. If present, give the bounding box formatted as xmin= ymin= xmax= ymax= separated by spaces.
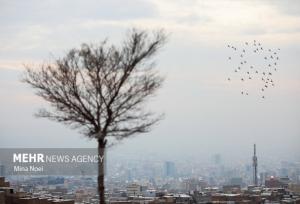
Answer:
xmin=0 ymin=0 xmax=300 ymax=164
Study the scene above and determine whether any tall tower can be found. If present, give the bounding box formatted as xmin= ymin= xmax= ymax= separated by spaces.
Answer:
xmin=253 ymin=144 xmax=258 ymax=186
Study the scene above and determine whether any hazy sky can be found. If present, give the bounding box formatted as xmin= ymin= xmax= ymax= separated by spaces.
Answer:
xmin=1 ymin=0 xmax=300 ymax=163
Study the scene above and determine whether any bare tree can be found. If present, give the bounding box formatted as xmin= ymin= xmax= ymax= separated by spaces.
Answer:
xmin=22 ymin=29 xmax=166 ymax=204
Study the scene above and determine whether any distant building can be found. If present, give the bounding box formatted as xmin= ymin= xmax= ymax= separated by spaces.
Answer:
xmin=0 ymin=165 xmax=5 ymax=177
xmin=164 ymin=161 xmax=176 ymax=178
xmin=265 ymin=177 xmax=281 ymax=188
xmin=265 ymin=176 xmax=291 ymax=188
xmin=222 ymin=185 xmax=241 ymax=194
xmin=126 ymin=183 xmax=141 ymax=196
xmin=229 ymin=177 xmax=243 ymax=187
xmin=126 ymin=169 xmax=133 ymax=182
xmin=182 ymin=178 xmax=207 ymax=192
xmin=289 ymin=183 xmax=300 ymax=194
xmin=212 ymin=193 xmax=263 ymax=203
xmin=260 ymin=172 xmax=268 ymax=186
xmin=279 ymin=168 xmax=289 ymax=177
xmin=212 ymin=154 xmax=221 ymax=165
xmin=0 ymin=177 xmax=74 ymax=204
xmin=279 ymin=177 xmax=291 ymax=189
xmin=151 ymin=194 xmax=191 ymax=204
xmin=142 ymin=189 xmax=156 ymax=197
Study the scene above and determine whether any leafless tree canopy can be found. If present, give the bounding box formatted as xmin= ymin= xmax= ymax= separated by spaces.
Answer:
xmin=23 ymin=29 xmax=166 ymax=143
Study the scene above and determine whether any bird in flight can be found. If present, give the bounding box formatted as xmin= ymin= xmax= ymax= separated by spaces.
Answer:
xmin=226 ymin=40 xmax=281 ymax=99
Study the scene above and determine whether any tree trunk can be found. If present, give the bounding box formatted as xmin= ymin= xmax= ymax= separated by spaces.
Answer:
xmin=98 ymin=139 xmax=106 ymax=204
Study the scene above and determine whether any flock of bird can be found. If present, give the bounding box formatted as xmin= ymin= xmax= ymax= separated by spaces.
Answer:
xmin=226 ymin=40 xmax=280 ymax=99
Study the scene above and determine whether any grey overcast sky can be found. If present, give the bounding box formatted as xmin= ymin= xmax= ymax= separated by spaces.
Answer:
xmin=0 ymin=0 xmax=300 ymax=163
